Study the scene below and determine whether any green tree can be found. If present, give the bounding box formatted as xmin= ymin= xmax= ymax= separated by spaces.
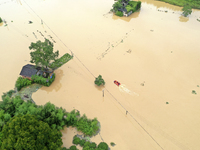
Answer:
xmin=73 ymin=135 xmax=81 ymax=145
xmin=29 ymin=39 xmax=59 ymax=70
xmin=112 ymin=1 xmax=123 ymax=12
xmin=94 ymin=75 xmax=105 ymax=86
xmin=0 ymin=17 xmax=2 ymax=23
xmin=97 ymin=142 xmax=109 ymax=150
xmin=0 ymin=114 xmax=63 ymax=149
xmin=182 ymin=4 xmax=192 ymax=17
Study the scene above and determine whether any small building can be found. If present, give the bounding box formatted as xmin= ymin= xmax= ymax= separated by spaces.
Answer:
xmin=20 ymin=64 xmax=54 ymax=80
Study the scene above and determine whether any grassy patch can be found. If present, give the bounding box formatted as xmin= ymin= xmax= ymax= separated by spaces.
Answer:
xmin=157 ymin=0 xmax=200 ymax=9
xmin=50 ymin=53 xmax=73 ymax=70
xmin=12 ymin=83 xmax=42 ymax=101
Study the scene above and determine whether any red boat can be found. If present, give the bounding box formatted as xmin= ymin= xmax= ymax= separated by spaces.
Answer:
xmin=114 ymin=80 xmax=121 ymax=86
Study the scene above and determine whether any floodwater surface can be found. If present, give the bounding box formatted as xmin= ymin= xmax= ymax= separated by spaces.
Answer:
xmin=1 ymin=0 xmax=200 ymax=149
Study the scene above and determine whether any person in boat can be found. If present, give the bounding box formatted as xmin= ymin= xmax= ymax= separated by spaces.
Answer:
xmin=114 ymin=80 xmax=120 ymax=86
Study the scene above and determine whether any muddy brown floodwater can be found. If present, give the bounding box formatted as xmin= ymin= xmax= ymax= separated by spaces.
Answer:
xmin=1 ymin=0 xmax=200 ymax=149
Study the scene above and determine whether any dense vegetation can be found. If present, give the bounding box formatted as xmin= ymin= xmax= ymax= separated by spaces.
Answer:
xmin=157 ymin=0 xmax=200 ymax=9
xmin=111 ymin=0 xmax=141 ymax=17
xmin=0 ymin=17 xmax=2 ymax=23
xmin=94 ymin=75 xmax=105 ymax=86
xmin=0 ymin=92 xmax=105 ymax=149
xmin=72 ymin=135 xmax=109 ymax=150
xmin=15 ymin=73 xmax=55 ymax=91
xmin=0 ymin=114 xmax=63 ymax=150
xmin=182 ymin=4 xmax=192 ymax=16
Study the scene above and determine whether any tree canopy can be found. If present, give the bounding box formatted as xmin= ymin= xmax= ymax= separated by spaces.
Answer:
xmin=182 ymin=4 xmax=192 ymax=17
xmin=29 ymin=39 xmax=59 ymax=70
xmin=0 ymin=114 xmax=63 ymax=150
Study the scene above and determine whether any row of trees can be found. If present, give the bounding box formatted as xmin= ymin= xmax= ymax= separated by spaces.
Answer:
xmin=0 ymin=92 xmax=106 ymax=149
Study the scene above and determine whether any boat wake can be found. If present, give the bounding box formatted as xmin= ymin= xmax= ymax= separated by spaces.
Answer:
xmin=119 ymin=84 xmax=139 ymax=96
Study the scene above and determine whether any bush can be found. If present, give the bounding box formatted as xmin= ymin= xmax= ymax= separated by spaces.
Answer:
xmin=69 ymin=145 xmax=78 ymax=150
xmin=65 ymin=110 xmax=80 ymax=127
xmin=182 ymin=4 xmax=192 ymax=17
xmin=90 ymin=142 xmax=97 ymax=149
xmin=15 ymin=77 xmax=33 ymax=91
xmin=79 ymin=139 xmax=86 ymax=147
xmin=116 ymin=11 xmax=123 ymax=17
xmin=77 ymin=115 xmax=99 ymax=136
xmin=0 ymin=17 xmax=2 ymax=23
xmin=2 ymin=90 xmax=15 ymax=100
xmin=94 ymin=75 xmax=105 ymax=86
xmin=31 ymin=73 xmax=55 ymax=86
xmin=73 ymin=135 xmax=81 ymax=145
xmin=110 ymin=142 xmax=116 ymax=146
xmin=98 ymin=142 xmax=109 ymax=150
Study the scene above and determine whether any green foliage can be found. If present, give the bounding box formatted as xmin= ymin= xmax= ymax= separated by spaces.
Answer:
xmin=77 ymin=115 xmax=99 ymax=136
xmin=112 ymin=0 xmax=141 ymax=17
xmin=79 ymin=139 xmax=86 ymax=147
xmin=65 ymin=110 xmax=80 ymax=127
xmin=15 ymin=77 xmax=33 ymax=91
xmin=110 ymin=142 xmax=116 ymax=146
xmin=127 ymin=1 xmax=141 ymax=13
xmin=0 ymin=17 xmax=2 ymax=23
xmin=116 ymin=11 xmax=123 ymax=17
xmin=15 ymin=73 xmax=55 ymax=91
xmin=50 ymin=53 xmax=73 ymax=70
xmin=192 ymin=90 xmax=197 ymax=94
xmin=31 ymin=73 xmax=55 ymax=87
xmin=0 ymin=94 xmax=104 ymax=149
xmin=157 ymin=0 xmax=200 ymax=9
xmin=94 ymin=75 xmax=105 ymax=86
xmin=182 ymin=4 xmax=192 ymax=17
xmin=112 ymin=1 xmax=123 ymax=12
xmin=68 ymin=145 xmax=78 ymax=150
xmin=0 ymin=114 xmax=63 ymax=149
xmin=0 ymin=96 xmax=23 ymax=118
xmin=73 ymin=135 xmax=81 ymax=145
xmin=29 ymin=39 xmax=59 ymax=70
xmin=2 ymin=89 xmax=15 ymax=100
xmin=97 ymin=142 xmax=109 ymax=150
xmin=90 ymin=142 xmax=97 ymax=149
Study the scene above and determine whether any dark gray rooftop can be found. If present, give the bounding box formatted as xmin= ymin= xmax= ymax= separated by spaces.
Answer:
xmin=19 ymin=64 xmax=38 ymax=78
xmin=19 ymin=64 xmax=53 ymax=78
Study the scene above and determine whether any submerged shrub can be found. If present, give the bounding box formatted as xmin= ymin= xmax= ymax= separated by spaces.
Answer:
xmin=98 ymin=142 xmax=109 ymax=150
xmin=94 ymin=75 xmax=105 ymax=86
xmin=182 ymin=4 xmax=192 ymax=17
xmin=79 ymin=139 xmax=86 ymax=147
xmin=73 ymin=135 xmax=81 ymax=145
xmin=116 ymin=11 xmax=123 ymax=17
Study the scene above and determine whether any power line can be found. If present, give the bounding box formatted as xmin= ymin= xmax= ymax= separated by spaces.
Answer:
xmin=22 ymin=1 xmax=164 ymax=149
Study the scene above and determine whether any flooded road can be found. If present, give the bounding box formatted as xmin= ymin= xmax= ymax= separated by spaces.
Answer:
xmin=1 ymin=0 xmax=200 ymax=149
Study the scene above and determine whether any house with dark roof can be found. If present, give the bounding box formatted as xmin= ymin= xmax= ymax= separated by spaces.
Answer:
xmin=20 ymin=64 xmax=54 ymax=80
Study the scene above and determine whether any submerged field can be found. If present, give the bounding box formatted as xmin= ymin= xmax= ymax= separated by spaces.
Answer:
xmin=1 ymin=0 xmax=200 ymax=149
